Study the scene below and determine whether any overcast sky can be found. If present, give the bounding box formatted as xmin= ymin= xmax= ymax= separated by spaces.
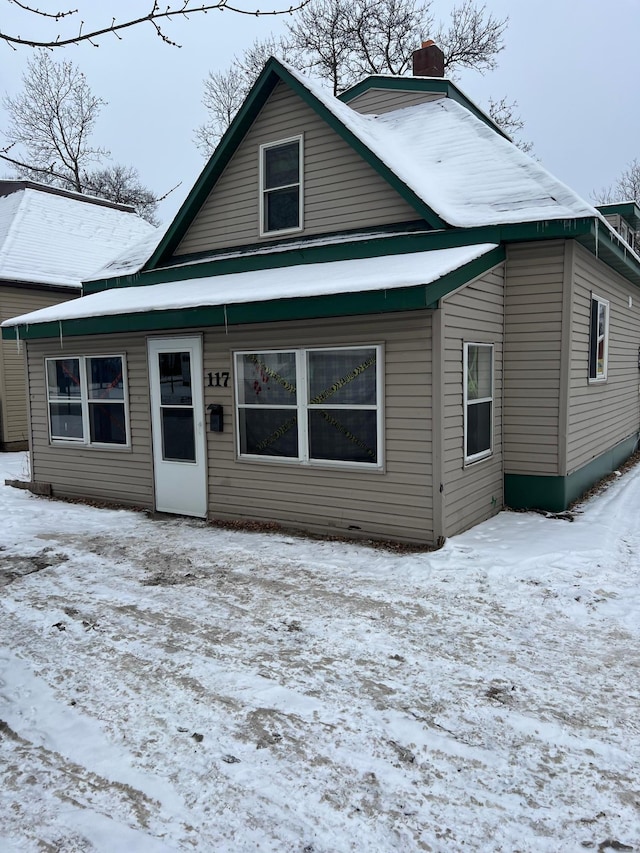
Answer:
xmin=1 ymin=0 xmax=638 ymax=225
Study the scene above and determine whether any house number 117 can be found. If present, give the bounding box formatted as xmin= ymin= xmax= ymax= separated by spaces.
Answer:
xmin=208 ymin=371 xmax=230 ymax=387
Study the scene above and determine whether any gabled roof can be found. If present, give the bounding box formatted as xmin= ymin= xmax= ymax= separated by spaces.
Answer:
xmin=0 ymin=181 xmax=156 ymax=289
xmin=145 ymin=57 xmax=598 ymax=272
xmin=338 ymin=74 xmax=509 ymax=139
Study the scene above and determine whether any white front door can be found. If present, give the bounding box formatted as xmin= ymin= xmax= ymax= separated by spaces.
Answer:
xmin=148 ymin=336 xmax=207 ymax=517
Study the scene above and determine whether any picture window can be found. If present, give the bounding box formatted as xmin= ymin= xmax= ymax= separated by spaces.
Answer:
xmin=235 ymin=346 xmax=381 ymax=467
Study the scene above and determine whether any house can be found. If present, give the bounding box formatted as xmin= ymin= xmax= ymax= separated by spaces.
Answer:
xmin=3 ymin=44 xmax=640 ymax=545
xmin=0 ymin=181 xmax=155 ymax=450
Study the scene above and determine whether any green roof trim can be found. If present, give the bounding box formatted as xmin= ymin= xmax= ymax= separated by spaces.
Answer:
xmin=85 ymin=219 xmax=596 ymax=295
xmin=576 ymin=219 xmax=640 ymax=288
xmin=596 ymin=201 xmax=640 ymax=231
xmin=143 ymin=58 xmax=449 ymax=271
xmin=338 ymin=75 xmax=510 ymax=140
xmin=3 ymin=246 xmax=505 ymax=341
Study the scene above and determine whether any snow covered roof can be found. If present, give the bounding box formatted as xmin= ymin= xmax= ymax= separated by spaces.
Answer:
xmin=144 ymin=58 xmax=602 ymax=276
xmin=283 ymin=62 xmax=598 ymax=229
xmin=0 ymin=182 xmax=156 ymax=290
xmin=2 ymin=244 xmax=497 ymax=328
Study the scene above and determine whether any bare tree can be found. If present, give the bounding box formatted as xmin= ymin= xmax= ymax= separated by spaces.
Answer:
xmin=84 ymin=164 xmax=160 ymax=225
xmin=195 ymin=36 xmax=285 ymax=153
xmin=436 ymin=1 xmax=505 ymax=74
xmin=488 ymin=96 xmax=532 ymax=154
xmin=2 ymin=50 xmax=160 ymax=221
xmin=1 ymin=1 xmax=310 ymax=50
xmin=3 ymin=50 xmax=108 ymax=191
xmin=196 ymin=0 xmax=510 ymax=155
xmin=594 ymin=159 xmax=640 ymax=206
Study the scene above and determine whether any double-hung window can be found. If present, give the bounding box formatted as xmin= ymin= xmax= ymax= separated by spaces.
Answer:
xmin=589 ymin=295 xmax=609 ymax=381
xmin=235 ymin=346 xmax=381 ymax=467
xmin=464 ymin=343 xmax=493 ymax=463
xmin=46 ymin=355 xmax=129 ymax=446
xmin=259 ymin=136 xmax=303 ymax=235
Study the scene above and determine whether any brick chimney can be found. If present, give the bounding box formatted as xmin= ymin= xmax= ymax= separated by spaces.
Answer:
xmin=412 ymin=40 xmax=445 ymax=77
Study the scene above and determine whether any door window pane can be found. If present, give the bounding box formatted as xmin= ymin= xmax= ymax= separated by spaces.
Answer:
xmin=158 ymin=352 xmax=192 ymax=405
xmin=161 ymin=408 xmax=195 ymax=462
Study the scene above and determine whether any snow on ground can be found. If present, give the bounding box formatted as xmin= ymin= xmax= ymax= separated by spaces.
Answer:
xmin=0 ymin=453 xmax=639 ymax=852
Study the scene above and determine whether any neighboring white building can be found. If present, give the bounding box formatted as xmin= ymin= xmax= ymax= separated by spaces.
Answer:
xmin=0 ymin=180 xmax=155 ymax=449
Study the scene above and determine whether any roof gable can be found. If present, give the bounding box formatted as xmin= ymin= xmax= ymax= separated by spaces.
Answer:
xmin=145 ymin=57 xmax=449 ymax=270
xmin=339 ymin=75 xmax=508 ymax=137
xmin=173 ymin=80 xmax=421 ymax=258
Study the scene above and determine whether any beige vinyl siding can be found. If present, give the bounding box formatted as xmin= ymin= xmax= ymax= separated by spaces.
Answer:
xmin=503 ymin=242 xmax=565 ymax=475
xmin=175 ymin=82 xmax=420 ymax=256
xmin=25 ymin=333 xmax=153 ymax=506
xmin=566 ymin=242 xmax=640 ymax=473
xmin=0 ymin=284 xmax=78 ymax=447
xmin=24 ymin=311 xmax=433 ymax=542
xmin=204 ymin=312 xmax=433 ymax=544
xmin=344 ymin=89 xmax=444 ymax=115
xmin=441 ymin=265 xmax=505 ymax=537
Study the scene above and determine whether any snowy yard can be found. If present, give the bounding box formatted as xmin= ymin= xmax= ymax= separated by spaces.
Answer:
xmin=1 ymin=452 xmax=639 ymax=852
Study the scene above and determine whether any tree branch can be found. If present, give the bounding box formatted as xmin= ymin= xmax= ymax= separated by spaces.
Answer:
xmin=1 ymin=1 xmax=310 ymax=49
xmin=0 ymin=147 xmax=73 ymax=185
xmin=8 ymin=0 xmax=77 ymax=19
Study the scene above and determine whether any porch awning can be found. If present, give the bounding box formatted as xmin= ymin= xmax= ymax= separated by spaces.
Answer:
xmin=2 ymin=243 xmax=501 ymax=340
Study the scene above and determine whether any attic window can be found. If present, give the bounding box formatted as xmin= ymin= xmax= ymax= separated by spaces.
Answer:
xmin=260 ymin=136 xmax=303 ymax=235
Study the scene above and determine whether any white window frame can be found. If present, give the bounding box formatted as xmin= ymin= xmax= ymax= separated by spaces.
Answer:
xmin=463 ymin=342 xmax=494 ymax=464
xmin=45 ymin=354 xmax=131 ymax=448
xmin=589 ymin=294 xmax=609 ymax=382
xmin=234 ymin=345 xmax=383 ymax=470
xmin=259 ymin=135 xmax=304 ymax=236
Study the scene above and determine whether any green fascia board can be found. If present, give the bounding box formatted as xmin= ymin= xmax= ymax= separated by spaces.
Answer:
xmin=85 ymin=219 xmax=594 ymax=295
xmin=505 ymin=433 xmax=639 ymax=512
xmin=3 ymin=246 xmax=505 ymax=342
xmin=145 ymin=62 xmax=283 ymax=269
xmin=339 ymin=76 xmax=510 ymax=140
xmin=596 ymin=201 xmax=640 ymax=231
xmin=576 ymin=219 xmax=640 ymax=288
xmin=143 ymin=58 xmax=448 ymax=271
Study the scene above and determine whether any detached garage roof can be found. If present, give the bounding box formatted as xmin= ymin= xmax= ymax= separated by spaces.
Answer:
xmin=0 ymin=181 xmax=156 ymax=289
